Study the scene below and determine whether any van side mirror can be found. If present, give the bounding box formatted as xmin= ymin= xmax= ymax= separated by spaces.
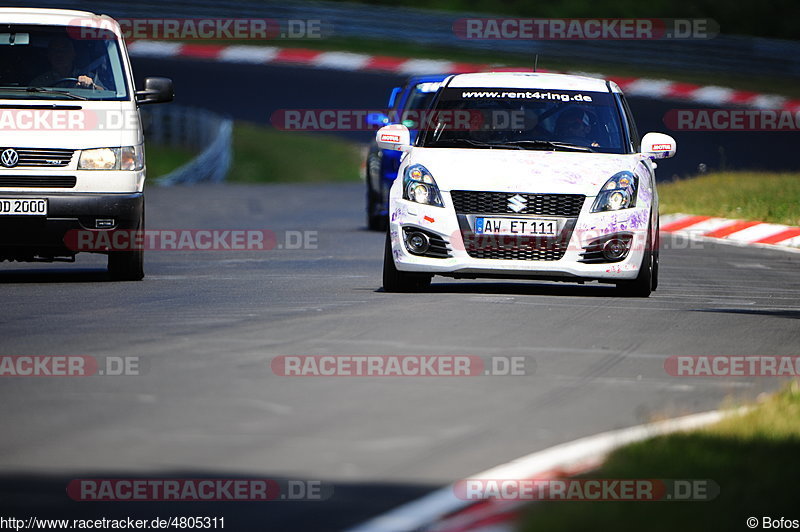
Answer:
xmin=641 ymin=132 xmax=676 ymax=159
xmin=136 ymin=77 xmax=174 ymax=105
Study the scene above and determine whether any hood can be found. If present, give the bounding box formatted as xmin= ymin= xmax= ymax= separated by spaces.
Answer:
xmin=0 ymin=100 xmax=141 ymax=149
xmin=404 ymin=147 xmax=646 ymax=196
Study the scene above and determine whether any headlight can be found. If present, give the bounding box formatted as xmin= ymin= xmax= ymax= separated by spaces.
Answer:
xmin=403 ymin=164 xmax=444 ymax=207
xmin=591 ymin=171 xmax=638 ymax=212
xmin=79 ymin=146 xmax=144 ymax=171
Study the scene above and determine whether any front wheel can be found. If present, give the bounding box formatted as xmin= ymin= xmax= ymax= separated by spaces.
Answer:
xmin=615 ymin=226 xmax=653 ymax=298
xmin=382 ymin=233 xmax=431 ymax=292
xmin=107 ymin=209 xmax=144 ymax=281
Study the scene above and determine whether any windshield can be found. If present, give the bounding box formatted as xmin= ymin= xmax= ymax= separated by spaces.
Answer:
xmin=418 ymin=87 xmax=628 ymax=154
xmin=394 ymin=82 xmax=441 ymax=130
xmin=0 ymin=24 xmax=129 ymax=101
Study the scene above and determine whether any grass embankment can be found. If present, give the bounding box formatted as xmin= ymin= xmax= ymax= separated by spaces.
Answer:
xmin=520 ymin=382 xmax=800 ymax=531
xmin=659 ymin=172 xmax=800 ymax=225
xmin=145 ymin=121 xmax=363 ymax=183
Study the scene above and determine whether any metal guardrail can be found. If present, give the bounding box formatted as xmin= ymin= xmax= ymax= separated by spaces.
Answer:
xmin=141 ymin=106 xmax=232 ymax=185
xmin=16 ymin=0 xmax=800 ymax=78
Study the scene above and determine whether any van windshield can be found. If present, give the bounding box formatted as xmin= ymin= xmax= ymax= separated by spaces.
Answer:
xmin=418 ymin=87 xmax=628 ymax=154
xmin=0 ymin=24 xmax=129 ymax=101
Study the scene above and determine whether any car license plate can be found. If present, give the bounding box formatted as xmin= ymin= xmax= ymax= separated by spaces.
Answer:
xmin=0 ymin=198 xmax=48 ymax=216
xmin=474 ymin=217 xmax=558 ymax=236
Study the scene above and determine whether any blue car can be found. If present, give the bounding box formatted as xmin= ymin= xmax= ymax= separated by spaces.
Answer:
xmin=366 ymin=75 xmax=448 ymax=230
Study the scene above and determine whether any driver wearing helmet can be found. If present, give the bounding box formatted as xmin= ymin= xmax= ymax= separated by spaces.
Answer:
xmin=555 ymin=107 xmax=599 ymax=146
xmin=30 ymin=37 xmax=101 ymax=89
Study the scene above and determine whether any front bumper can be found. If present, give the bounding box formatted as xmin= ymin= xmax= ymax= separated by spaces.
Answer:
xmin=388 ymin=196 xmax=651 ymax=282
xmin=0 ymin=192 xmax=143 ymax=260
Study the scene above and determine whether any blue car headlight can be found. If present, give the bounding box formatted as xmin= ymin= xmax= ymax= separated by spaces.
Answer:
xmin=403 ymin=164 xmax=444 ymax=207
xmin=591 ymin=171 xmax=638 ymax=212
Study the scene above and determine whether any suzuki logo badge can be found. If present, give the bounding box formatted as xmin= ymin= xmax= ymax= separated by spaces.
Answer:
xmin=508 ymin=194 xmax=527 ymax=213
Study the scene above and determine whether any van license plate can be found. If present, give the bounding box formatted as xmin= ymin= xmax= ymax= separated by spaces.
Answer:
xmin=0 ymin=198 xmax=48 ymax=216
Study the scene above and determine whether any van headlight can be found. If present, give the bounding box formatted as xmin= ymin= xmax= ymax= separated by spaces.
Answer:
xmin=403 ymin=164 xmax=444 ymax=207
xmin=79 ymin=146 xmax=144 ymax=171
xmin=591 ymin=171 xmax=638 ymax=212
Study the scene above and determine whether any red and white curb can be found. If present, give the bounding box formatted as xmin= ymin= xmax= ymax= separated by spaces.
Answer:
xmin=346 ymin=409 xmax=739 ymax=532
xmin=661 ymin=213 xmax=800 ymax=252
xmin=127 ymin=41 xmax=800 ymax=111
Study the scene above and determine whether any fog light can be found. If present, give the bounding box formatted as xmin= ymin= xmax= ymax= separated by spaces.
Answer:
xmin=405 ymin=231 xmax=430 ymax=255
xmin=603 ymin=238 xmax=629 ymax=261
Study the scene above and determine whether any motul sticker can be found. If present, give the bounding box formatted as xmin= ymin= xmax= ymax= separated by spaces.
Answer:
xmin=380 ymin=134 xmax=401 ymax=143
xmin=652 ymin=143 xmax=672 ymax=150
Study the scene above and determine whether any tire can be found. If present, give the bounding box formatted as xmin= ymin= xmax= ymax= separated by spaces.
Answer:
xmin=382 ymin=233 xmax=431 ymax=292
xmin=366 ymin=152 xmax=387 ymax=231
xmin=615 ymin=223 xmax=653 ymax=298
xmin=651 ymin=221 xmax=660 ymax=291
xmin=366 ymin=186 xmax=387 ymax=231
xmin=107 ymin=208 xmax=144 ymax=281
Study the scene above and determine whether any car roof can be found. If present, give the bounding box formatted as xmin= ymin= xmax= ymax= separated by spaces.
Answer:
xmin=0 ymin=8 xmax=121 ymax=36
xmin=446 ymin=72 xmax=618 ymax=93
xmin=406 ymin=74 xmax=450 ymax=85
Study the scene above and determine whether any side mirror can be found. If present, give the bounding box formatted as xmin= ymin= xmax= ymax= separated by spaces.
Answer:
xmin=376 ymin=124 xmax=411 ymax=152
xmin=136 ymin=77 xmax=174 ymax=105
xmin=367 ymin=112 xmax=390 ymax=128
xmin=641 ymin=132 xmax=676 ymax=159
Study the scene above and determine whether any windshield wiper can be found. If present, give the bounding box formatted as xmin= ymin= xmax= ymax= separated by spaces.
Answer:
xmin=496 ymin=140 xmax=595 ymax=152
xmin=426 ymin=138 xmax=519 ymax=149
xmin=26 ymin=87 xmax=88 ymax=101
xmin=0 ymin=86 xmax=88 ymax=100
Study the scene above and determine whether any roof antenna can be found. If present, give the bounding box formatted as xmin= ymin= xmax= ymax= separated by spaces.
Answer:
xmin=534 ymin=54 xmax=539 ymax=73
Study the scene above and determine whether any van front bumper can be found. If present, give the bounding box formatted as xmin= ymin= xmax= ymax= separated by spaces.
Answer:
xmin=0 ymin=192 xmax=143 ymax=260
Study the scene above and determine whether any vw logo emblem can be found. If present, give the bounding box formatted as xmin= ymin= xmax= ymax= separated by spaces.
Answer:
xmin=0 ymin=148 xmax=19 ymax=168
xmin=508 ymin=194 xmax=527 ymax=213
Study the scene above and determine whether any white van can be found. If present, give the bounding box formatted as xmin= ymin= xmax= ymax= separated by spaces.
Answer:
xmin=0 ymin=8 xmax=172 ymax=280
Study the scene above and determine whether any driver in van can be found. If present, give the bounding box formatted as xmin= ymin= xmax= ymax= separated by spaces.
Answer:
xmin=30 ymin=36 xmax=101 ymax=89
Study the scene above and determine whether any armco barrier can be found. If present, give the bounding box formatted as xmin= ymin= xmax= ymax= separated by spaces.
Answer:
xmin=141 ymin=105 xmax=232 ymax=185
xmin=15 ymin=0 xmax=800 ymax=78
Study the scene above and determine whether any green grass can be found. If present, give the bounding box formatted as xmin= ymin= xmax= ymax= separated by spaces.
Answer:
xmin=659 ymin=172 xmax=800 ymax=225
xmin=520 ymin=382 xmax=800 ymax=532
xmin=145 ymin=143 xmax=196 ymax=178
xmin=144 ymin=121 xmax=363 ymax=184
xmin=228 ymin=121 xmax=362 ymax=183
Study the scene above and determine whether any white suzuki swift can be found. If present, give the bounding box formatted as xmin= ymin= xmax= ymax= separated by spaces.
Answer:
xmin=377 ymin=72 xmax=676 ymax=297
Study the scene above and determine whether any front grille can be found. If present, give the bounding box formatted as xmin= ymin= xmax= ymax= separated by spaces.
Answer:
xmin=451 ymin=191 xmax=585 ymax=217
xmin=463 ymin=236 xmax=568 ymax=261
xmin=1 ymin=148 xmax=75 ymax=168
xmin=0 ymin=175 xmax=76 ymax=188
